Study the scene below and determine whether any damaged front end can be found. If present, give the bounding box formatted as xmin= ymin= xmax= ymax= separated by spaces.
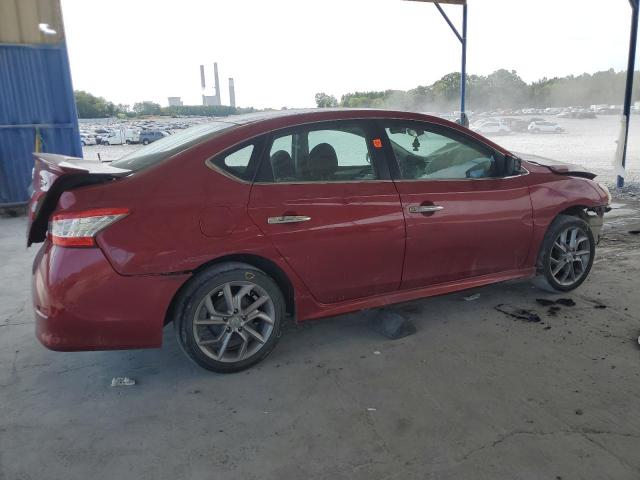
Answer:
xmin=585 ymin=207 xmax=606 ymax=244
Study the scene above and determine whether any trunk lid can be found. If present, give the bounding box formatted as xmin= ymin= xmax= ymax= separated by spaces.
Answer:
xmin=515 ymin=152 xmax=597 ymax=179
xmin=27 ymin=153 xmax=131 ymax=246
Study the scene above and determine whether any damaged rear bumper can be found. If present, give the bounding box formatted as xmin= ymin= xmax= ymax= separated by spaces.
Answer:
xmin=32 ymin=240 xmax=188 ymax=351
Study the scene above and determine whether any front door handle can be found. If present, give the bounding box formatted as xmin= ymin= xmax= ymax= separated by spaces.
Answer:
xmin=267 ymin=215 xmax=312 ymax=224
xmin=408 ymin=205 xmax=444 ymax=213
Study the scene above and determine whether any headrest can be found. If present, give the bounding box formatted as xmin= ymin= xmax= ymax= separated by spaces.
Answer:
xmin=271 ymin=150 xmax=295 ymax=180
xmin=308 ymin=143 xmax=338 ymax=180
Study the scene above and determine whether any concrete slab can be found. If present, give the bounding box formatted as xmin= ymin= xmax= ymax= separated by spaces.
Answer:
xmin=1 ymin=202 xmax=639 ymax=480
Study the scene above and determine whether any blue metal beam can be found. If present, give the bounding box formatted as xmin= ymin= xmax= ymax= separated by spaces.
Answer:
xmin=434 ymin=3 xmax=463 ymax=43
xmin=433 ymin=2 xmax=467 ymax=124
xmin=618 ymin=0 xmax=638 ymax=187
xmin=460 ymin=4 xmax=467 ymax=121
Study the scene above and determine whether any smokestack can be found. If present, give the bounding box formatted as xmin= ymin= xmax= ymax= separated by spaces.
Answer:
xmin=229 ymin=78 xmax=236 ymax=108
xmin=213 ymin=62 xmax=221 ymax=106
xmin=199 ymin=65 xmax=206 ymax=90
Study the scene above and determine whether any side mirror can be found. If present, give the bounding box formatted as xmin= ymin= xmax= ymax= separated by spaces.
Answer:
xmin=504 ymin=155 xmax=522 ymax=176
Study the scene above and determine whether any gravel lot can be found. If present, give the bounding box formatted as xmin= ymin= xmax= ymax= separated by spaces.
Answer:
xmin=1 ymin=190 xmax=639 ymax=479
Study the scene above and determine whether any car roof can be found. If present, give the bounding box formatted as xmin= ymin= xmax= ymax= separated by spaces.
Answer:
xmin=220 ymin=108 xmax=443 ymax=126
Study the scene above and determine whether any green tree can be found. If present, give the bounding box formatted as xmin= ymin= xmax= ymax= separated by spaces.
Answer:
xmin=132 ymin=101 xmax=162 ymax=116
xmin=315 ymin=92 xmax=338 ymax=108
xmin=334 ymin=68 xmax=639 ymax=112
xmin=161 ymin=105 xmax=256 ymax=117
xmin=74 ymin=90 xmax=119 ymax=118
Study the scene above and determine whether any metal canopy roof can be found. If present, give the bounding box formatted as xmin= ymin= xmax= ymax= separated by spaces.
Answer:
xmin=0 ymin=0 xmax=65 ymax=44
xmin=406 ymin=0 xmax=466 ymax=4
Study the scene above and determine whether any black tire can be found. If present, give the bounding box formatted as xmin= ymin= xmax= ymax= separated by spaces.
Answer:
xmin=533 ymin=214 xmax=595 ymax=293
xmin=142 ymin=139 xmax=149 ymax=145
xmin=173 ymin=262 xmax=284 ymax=373
xmin=81 ymin=141 xmax=86 ymax=146
xmin=126 ymin=140 xmax=131 ymax=145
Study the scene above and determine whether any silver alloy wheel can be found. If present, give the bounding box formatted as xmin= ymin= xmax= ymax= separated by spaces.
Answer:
xmin=193 ymin=281 xmax=275 ymax=363
xmin=549 ymin=226 xmax=591 ymax=287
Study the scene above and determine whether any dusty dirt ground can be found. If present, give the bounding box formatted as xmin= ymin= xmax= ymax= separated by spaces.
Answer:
xmin=1 ymin=193 xmax=639 ymax=480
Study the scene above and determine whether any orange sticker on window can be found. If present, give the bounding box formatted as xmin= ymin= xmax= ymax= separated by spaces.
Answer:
xmin=372 ymin=138 xmax=382 ymax=149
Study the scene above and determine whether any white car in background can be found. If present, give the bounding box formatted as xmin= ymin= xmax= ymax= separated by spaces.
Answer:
xmin=102 ymin=129 xmax=140 ymax=145
xmin=528 ymin=121 xmax=564 ymax=134
xmin=80 ymin=134 xmax=96 ymax=146
xmin=472 ymin=121 xmax=510 ymax=135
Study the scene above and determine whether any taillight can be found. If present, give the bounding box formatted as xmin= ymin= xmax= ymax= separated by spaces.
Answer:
xmin=49 ymin=208 xmax=130 ymax=247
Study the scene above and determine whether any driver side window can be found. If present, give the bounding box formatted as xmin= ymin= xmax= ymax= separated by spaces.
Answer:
xmin=265 ymin=123 xmax=377 ymax=183
xmin=385 ymin=124 xmax=498 ymax=180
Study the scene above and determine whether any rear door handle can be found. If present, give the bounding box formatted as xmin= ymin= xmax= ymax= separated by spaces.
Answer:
xmin=267 ymin=215 xmax=311 ymax=224
xmin=408 ymin=205 xmax=444 ymax=213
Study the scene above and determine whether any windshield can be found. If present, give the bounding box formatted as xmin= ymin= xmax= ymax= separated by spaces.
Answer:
xmin=111 ymin=121 xmax=235 ymax=171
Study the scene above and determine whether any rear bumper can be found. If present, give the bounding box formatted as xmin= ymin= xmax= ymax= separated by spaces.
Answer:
xmin=32 ymin=241 xmax=189 ymax=351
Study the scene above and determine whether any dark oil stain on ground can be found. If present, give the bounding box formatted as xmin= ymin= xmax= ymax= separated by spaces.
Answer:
xmin=495 ymin=304 xmax=542 ymax=323
xmin=536 ymin=298 xmax=576 ymax=307
xmin=536 ymin=298 xmax=556 ymax=307
xmin=547 ymin=305 xmax=562 ymax=316
xmin=535 ymin=297 xmax=577 ymax=317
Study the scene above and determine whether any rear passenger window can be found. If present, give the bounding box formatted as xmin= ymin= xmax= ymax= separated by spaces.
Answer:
xmin=264 ymin=123 xmax=377 ymax=183
xmin=213 ymin=144 xmax=255 ymax=181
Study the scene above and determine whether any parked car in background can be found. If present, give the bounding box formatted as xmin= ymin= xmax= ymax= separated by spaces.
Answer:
xmin=528 ymin=121 xmax=564 ymax=134
xmin=500 ymin=118 xmax=529 ymax=132
xmin=102 ymin=129 xmax=140 ymax=145
xmin=28 ymin=109 xmax=610 ymax=373
xmin=80 ymin=134 xmax=96 ymax=146
xmin=139 ymin=130 xmax=169 ymax=145
xmin=95 ymin=131 xmax=115 ymax=145
xmin=472 ymin=121 xmax=510 ymax=135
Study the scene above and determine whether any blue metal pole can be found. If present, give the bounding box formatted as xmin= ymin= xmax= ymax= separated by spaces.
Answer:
xmin=460 ymin=3 xmax=467 ymax=123
xmin=618 ymin=0 xmax=638 ymax=188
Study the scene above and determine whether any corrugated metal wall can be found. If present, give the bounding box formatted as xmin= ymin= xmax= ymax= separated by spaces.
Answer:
xmin=0 ymin=0 xmax=81 ymax=206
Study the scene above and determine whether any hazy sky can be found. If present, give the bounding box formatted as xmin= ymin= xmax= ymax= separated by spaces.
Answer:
xmin=60 ymin=0 xmax=638 ymax=109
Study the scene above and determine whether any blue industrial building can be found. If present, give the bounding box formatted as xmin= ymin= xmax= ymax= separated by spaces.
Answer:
xmin=0 ymin=0 xmax=81 ymax=207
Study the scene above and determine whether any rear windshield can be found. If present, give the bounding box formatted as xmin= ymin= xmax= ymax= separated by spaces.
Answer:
xmin=111 ymin=122 xmax=235 ymax=171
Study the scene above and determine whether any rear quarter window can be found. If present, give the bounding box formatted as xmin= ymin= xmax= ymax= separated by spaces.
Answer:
xmin=210 ymin=140 xmax=263 ymax=182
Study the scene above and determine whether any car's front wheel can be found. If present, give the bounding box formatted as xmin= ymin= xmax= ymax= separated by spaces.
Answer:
xmin=533 ymin=214 xmax=595 ymax=292
xmin=173 ymin=263 xmax=284 ymax=373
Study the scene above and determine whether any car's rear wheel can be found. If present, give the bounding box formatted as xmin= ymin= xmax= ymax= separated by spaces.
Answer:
xmin=173 ymin=263 xmax=284 ymax=373
xmin=533 ymin=214 xmax=595 ymax=293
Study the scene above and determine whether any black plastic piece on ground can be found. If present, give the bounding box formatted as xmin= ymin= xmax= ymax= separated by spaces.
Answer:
xmin=369 ymin=309 xmax=416 ymax=340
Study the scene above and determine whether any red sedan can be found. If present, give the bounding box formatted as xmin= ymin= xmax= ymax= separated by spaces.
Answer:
xmin=28 ymin=109 xmax=610 ymax=372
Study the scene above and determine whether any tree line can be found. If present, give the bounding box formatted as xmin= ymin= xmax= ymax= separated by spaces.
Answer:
xmin=74 ymin=91 xmax=255 ymax=118
xmin=316 ymin=68 xmax=640 ymax=111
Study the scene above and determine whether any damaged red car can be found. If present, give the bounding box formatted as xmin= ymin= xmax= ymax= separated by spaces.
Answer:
xmin=28 ymin=109 xmax=611 ymax=372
